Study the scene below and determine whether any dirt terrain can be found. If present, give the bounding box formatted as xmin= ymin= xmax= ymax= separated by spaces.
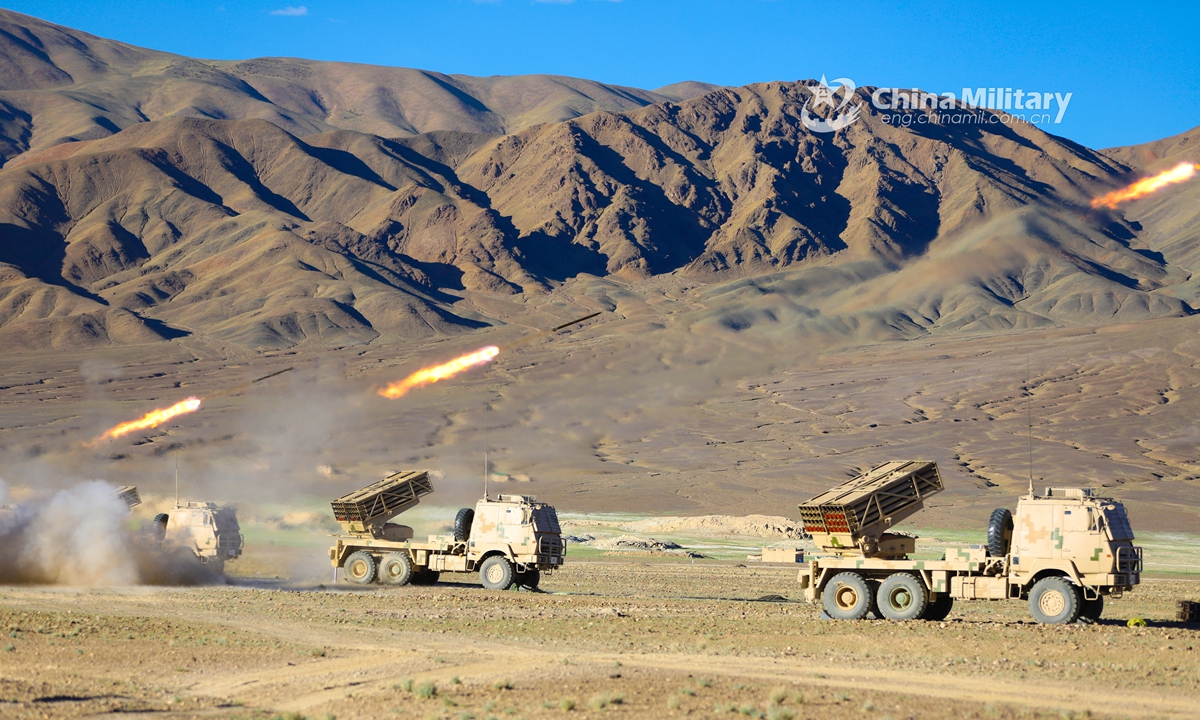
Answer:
xmin=0 ymin=562 xmax=1196 ymax=720
xmin=2 ymin=298 xmax=1199 ymax=532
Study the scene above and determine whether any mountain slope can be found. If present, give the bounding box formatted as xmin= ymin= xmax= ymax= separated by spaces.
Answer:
xmin=0 ymin=8 xmax=694 ymax=167
xmin=0 ymin=117 xmax=491 ymax=350
xmin=0 ymin=9 xmax=1195 ymax=353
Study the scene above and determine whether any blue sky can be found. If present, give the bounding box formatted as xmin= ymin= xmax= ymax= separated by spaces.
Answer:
xmin=8 ymin=0 xmax=1197 ymax=149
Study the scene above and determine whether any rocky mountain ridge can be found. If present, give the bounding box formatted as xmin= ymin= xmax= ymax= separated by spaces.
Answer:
xmin=0 ymin=8 xmax=1196 ymax=352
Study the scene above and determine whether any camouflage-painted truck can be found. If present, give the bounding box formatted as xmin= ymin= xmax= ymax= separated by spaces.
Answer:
xmin=797 ymin=461 xmax=1142 ymax=624
xmin=329 ymin=471 xmax=565 ymax=590
xmin=119 ymin=487 xmax=244 ymax=574
xmin=151 ymin=501 xmax=244 ymax=573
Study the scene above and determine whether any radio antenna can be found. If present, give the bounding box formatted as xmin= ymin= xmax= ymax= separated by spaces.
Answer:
xmin=175 ymin=454 xmax=180 ymax=508
xmin=1027 ymin=356 xmax=1034 ymax=497
xmin=483 ymin=411 xmax=489 ymax=500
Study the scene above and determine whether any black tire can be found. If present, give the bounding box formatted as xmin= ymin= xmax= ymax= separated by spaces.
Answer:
xmin=454 ymin=508 xmax=475 ymax=542
xmin=1080 ymin=595 xmax=1104 ymax=621
xmin=517 ymin=568 xmax=541 ymax=590
xmin=379 ymin=553 xmax=414 ymax=586
xmin=923 ymin=592 xmax=955 ymax=621
xmin=410 ymin=570 xmax=440 ymax=586
xmin=987 ymin=508 xmax=1014 ymax=557
xmin=344 ymin=551 xmax=377 ymax=585
xmin=479 ymin=555 xmax=515 ymax=590
xmin=1028 ymin=576 xmax=1081 ymax=624
xmin=154 ymin=513 xmax=170 ymax=525
xmin=877 ymin=573 xmax=929 ymax=621
xmin=822 ymin=572 xmax=873 ymax=620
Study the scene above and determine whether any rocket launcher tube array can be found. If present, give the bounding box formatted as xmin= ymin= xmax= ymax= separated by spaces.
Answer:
xmin=798 ymin=460 xmax=943 ymax=553
xmin=330 ymin=470 xmax=434 ymax=536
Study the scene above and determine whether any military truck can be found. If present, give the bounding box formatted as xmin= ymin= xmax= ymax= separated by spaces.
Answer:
xmin=150 ymin=501 xmax=244 ymax=573
xmin=797 ymin=461 xmax=1142 ymax=624
xmin=328 ymin=470 xmax=565 ymax=590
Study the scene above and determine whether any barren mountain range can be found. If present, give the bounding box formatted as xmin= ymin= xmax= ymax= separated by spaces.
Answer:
xmin=0 ymin=7 xmax=1197 ymax=352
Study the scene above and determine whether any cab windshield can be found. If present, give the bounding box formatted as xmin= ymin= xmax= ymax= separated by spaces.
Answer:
xmin=531 ymin=506 xmax=560 ymax=533
xmin=1101 ymin=504 xmax=1133 ymax=541
xmin=213 ymin=509 xmax=241 ymax=532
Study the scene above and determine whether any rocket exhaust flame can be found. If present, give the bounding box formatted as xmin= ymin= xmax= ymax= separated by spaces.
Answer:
xmin=1091 ymin=162 xmax=1196 ymax=209
xmin=88 ymin=367 xmax=293 ymax=444
xmin=378 ymin=346 xmax=500 ymax=399
xmin=97 ymin=397 xmax=202 ymax=441
xmin=376 ymin=311 xmax=601 ymax=399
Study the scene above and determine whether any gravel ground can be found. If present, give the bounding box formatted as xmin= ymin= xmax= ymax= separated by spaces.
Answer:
xmin=0 ymin=562 xmax=1196 ymax=719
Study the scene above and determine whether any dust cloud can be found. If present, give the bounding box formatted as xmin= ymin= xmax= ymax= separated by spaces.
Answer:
xmin=0 ymin=478 xmax=138 ymax=585
xmin=0 ymin=478 xmax=220 ymax=586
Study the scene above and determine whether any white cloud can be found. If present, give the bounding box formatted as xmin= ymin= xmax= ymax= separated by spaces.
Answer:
xmin=270 ymin=5 xmax=308 ymax=16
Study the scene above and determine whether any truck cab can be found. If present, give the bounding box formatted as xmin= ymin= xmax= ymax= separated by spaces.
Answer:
xmin=154 ymin=502 xmax=243 ymax=572
xmin=468 ymin=495 xmax=564 ymax=575
xmin=1008 ymin=488 xmax=1142 ymax=596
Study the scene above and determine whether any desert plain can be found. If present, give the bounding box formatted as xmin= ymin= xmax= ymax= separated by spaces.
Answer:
xmin=2 ymin=297 xmax=1200 ymax=719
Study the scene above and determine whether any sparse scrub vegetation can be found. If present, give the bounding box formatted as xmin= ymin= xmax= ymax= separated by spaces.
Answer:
xmin=414 ymin=681 xmax=437 ymax=699
xmin=588 ymin=692 xmax=623 ymax=709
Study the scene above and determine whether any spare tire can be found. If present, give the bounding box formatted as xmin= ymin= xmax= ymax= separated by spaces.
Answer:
xmin=987 ymin=508 xmax=1014 ymax=557
xmin=453 ymin=507 xmax=475 ymax=542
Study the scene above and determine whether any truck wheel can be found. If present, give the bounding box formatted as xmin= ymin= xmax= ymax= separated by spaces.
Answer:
xmin=517 ymin=568 xmax=541 ymax=590
xmin=454 ymin=508 xmax=475 ymax=542
xmin=923 ymin=592 xmax=955 ymax=621
xmin=411 ymin=570 xmax=440 ymax=586
xmin=1028 ymin=576 xmax=1081 ymax=624
xmin=379 ymin=553 xmax=414 ymax=586
xmin=479 ymin=556 xmax=515 ymax=590
xmin=822 ymin=572 xmax=873 ymax=620
xmin=987 ymin=508 xmax=1014 ymax=557
xmin=877 ymin=573 xmax=929 ymax=621
xmin=167 ymin=547 xmax=200 ymax=584
xmin=1080 ymin=595 xmax=1104 ymax=621
xmin=344 ymin=551 xmax=377 ymax=585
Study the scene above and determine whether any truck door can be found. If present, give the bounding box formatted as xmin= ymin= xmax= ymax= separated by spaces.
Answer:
xmin=474 ymin=505 xmax=503 ymax=545
xmin=1062 ymin=506 xmax=1103 ymax=574
xmin=1013 ymin=503 xmax=1055 ymax=571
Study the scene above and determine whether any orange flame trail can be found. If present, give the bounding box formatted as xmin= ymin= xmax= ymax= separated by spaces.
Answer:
xmin=378 ymin=346 xmax=500 ymax=399
xmin=1091 ymin=162 xmax=1196 ymax=209
xmin=96 ymin=397 xmax=202 ymax=442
